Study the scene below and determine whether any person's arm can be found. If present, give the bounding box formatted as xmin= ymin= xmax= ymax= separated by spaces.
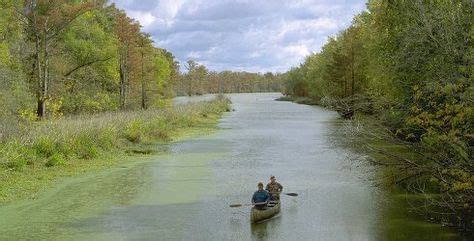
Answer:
xmin=252 ymin=192 xmax=256 ymax=204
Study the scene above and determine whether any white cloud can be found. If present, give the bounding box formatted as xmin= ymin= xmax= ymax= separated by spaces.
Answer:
xmin=110 ymin=0 xmax=367 ymax=72
xmin=156 ymin=0 xmax=184 ymax=18
xmin=127 ymin=11 xmax=156 ymax=27
xmin=284 ymin=45 xmax=311 ymax=58
xmin=187 ymin=51 xmax=201 ymax=59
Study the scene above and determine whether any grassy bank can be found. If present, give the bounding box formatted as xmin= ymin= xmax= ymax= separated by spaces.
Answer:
xmin=0 ymin=96 xmax=231 ymax=203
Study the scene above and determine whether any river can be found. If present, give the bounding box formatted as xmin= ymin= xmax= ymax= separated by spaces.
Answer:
xmin=0 ymin=93 xmax=463 ymax=240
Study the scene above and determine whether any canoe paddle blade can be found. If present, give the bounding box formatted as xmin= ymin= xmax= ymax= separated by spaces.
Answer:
xmin=284 ymin=193 xmax=298 ymax=197
xmin=229 ymin=202 xmax=266 ymax=208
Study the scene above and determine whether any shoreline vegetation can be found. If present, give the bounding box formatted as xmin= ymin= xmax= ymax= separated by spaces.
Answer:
xmin=279 ymin=1 xmax=472 ymax=232
xmin=277 ymin=95 xmax=472 ymax=234
xmin=0 ymin=96 xmax=231 ymax=204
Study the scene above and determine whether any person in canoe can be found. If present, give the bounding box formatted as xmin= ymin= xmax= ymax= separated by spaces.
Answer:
xmin=265 ymin=175 xmax=283 ymax=200
xmin=252 ymin=182 xmax=271 ymax=210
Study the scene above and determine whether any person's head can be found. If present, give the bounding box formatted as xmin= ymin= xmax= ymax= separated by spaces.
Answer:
xmin=257 ymin=182 xmax=264 ymax=190
xmin=270 ymin=175 xmax=276 ymax=183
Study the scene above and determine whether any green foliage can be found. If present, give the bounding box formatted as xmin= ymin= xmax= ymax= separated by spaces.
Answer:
xmin=124 ymin=120 xmax=145 ymax=143
xmin=96 ymin=125 xmax=119 ymax=150
xmin=45 ymin=153 xmax=66 ymax=167
xmin=0 ymin=1 xmax=176 ymax=119
xmin=59 ymin=9 xmax=120 ymax=114
xmin=153 ymin=50 xmax=172 ymax=91
xmin=0 ymin=141 xmax=36 ymax=170
xmin=136 ymin=48 xmax=173 ymax=108
xmin=73 ymin=133 xmax=99 ymax=159
xmin=283 ymin=23 xmax=368 ymax=106
xmin=148 ymin=117 xmax=171 ymax=141
xmin=0 ymin=1 xmax=35 ymax=140
xmin=33 ymin=136 xmax=56 ymax=158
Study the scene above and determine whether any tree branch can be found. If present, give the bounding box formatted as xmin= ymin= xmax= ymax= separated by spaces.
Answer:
xmin=64 ymin=56 xmax=113 ymax=77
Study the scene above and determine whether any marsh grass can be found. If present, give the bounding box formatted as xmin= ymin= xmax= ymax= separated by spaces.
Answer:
xmin=0 ymin=96 xmax=231 ymax=203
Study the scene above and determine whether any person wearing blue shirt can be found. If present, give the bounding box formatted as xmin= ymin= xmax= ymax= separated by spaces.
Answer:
xmin=252 ymin=182 xmax=271 ymax=210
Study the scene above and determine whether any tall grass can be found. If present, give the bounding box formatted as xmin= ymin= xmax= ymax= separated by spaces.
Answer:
xmin=0 ymin=96 xmax=231 ymax=170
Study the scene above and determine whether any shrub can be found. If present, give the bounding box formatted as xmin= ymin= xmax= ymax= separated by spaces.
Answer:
xmin=96 ymin=125 xmax=119 ymax=150
xmin=33 ymin=136 xmax=56 ymax=158
xmin=1 ymin=142 xmax=37 ymax=170
xmin=150 ymin=118 xmax=171 ymax=141
xmin=124 ymin=120 xmax=144 ymax=143
xmin=45 ymin=153 xmax=66 ymax=167
xmin=74 ymin=133 xmax=99 ymax=159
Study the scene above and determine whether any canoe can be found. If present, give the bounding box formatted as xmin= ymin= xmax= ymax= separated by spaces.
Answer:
xmin=250 ymin=201 xmax=281 ymax=223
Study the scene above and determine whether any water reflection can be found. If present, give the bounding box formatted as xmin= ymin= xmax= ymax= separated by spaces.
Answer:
xmin=251 ymin=216 xmax=282 ymax=241
xmin=251 ymin=221 xmax=269 ymax=240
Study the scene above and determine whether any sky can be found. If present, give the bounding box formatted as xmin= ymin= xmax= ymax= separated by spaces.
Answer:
xmin=109 ymin=0 xmax=367 ymax=73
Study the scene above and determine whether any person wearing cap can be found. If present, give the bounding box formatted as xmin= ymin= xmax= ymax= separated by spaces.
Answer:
xmin=266 ymin=176 xmax=283 ymax=200
xmin=252 ymin=182 xmax=271 ymax=210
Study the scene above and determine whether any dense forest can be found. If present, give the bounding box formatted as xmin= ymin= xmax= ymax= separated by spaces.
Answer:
xmin=174 ymin=60 xmax=283 ymax=96
xmin=282 ymin=1 xmax=472 ymax=230
xmin=0 ymin=0 xmax=181 ymax=123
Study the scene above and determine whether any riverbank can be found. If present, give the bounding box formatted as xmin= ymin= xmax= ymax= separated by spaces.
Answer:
xmin=0 ymin=96 xmax=231 ymax=204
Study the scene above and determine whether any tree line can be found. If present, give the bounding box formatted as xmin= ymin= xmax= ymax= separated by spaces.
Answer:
xmin=175 ymin=60 xmax=283 ymax=96
xmin=282 ymin=1 xmax=472 ymax=230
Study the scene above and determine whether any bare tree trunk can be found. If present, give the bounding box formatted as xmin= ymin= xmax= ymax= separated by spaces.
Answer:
xmin=35 ymin=33 xmax=44 ymax=118
xmin=42 ymin=29 xmax=49 ymax=118
xmin=187 ymin=75 xmax=192 ymax=96
xmin=140 ymin=51 xmax=147 ymax=110
xmin=119 ymin=45 xmax=128 ymax=109
xmin=35 ymin=27 xmax=49 ymax=119
xmin=350 ymin=35 xmax=355 ymax=114
xmin=351 ymin=43 xmax=355 ymax=97
xmin=343 ymin=76 xmax=347 ymax=98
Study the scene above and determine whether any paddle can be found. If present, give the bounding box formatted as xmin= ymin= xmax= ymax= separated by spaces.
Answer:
xmin=230 ymin=202 xmax=267 ymax=208
xmin=270 ymin=192 xmax=298 ymax=197
xmin=229 ymin=193 xmax=298 ymax=207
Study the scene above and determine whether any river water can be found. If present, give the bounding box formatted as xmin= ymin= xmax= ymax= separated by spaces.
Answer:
xmin=0 ymin=93 xmax=463 ymax=240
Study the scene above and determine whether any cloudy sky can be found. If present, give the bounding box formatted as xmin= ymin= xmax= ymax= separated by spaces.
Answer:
xmin=109 ymin=0 xmax=367 ymax=73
